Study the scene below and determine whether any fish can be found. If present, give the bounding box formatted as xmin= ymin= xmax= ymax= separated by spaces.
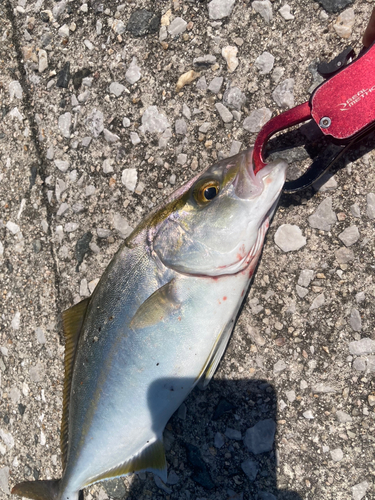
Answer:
xmin=12 ymin=148 xmax=287 ymax=500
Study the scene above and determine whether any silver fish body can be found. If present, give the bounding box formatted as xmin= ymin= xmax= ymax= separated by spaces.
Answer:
xmin=12 ymin=149 xmax=287 ymax=500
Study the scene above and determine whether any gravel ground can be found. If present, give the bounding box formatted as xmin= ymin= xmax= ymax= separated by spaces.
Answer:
xmin=1 ymin=0 xmax=375 ymax=499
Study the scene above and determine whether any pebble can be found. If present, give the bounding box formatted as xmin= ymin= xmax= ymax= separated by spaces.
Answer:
xmin=29 ymin=362 xmax=44 ymax=382
xmin=38 ymin=49 xmax=48 ymax=72
xmin=175 ymin=70 xmax=199 ymax=92
xmin=175 ymin=118 xmax=187 ymax=135
xmin=167 ymin=471 xmax=179 ymax=485
xmin=225 ymin=427 xmax=242 ymax=440
xmin=193 ymin=55 xmax=217 ymax=67
xmin=208 ymin=0 xmax=236 ymax=20
xmin=0 ymin=467 xmax=10 ymax=495
xmin=126 ymin=9 xmax=160 ymax=37
xmin=130 ymin=132 xmax=141 ymax=145
xmin=54 ymin=160 xmax=70 ymax=172
xmin=154 ymin=476 xmax=172 ymax=494
xmin=352 ymin=358 xmax=366 ymax=371
xmin=298 ymin=269 xmax=314 ymax=288
xmin=223 ymin=87 xmax=246 ymax=111
xmin=177 ymin=153 xmax=187 ymax=165
xmin=368 ymin=395 xmax=375 ymax=407
xmin=272 ymin=66 xmax=285 ymax=83
xmin=308 ymin=197 xmax=336 ymax=231
xmin=333 ymin=8 xmax=355 ymax=39
xmin=10 ymin=387 xmax=21 ymax=403
xmin=123 ymin=117 xmax=131 ymax=128
xmin=336 ymin=410 xmax=352 ymax=423
xmin=274 ymin=224 xmax=306 ymax=252
xmin=229 ymin=140 xmax=242 ymax=157
xmin=182 ymin=104 xmax=191 ymax=120
xmin=168 ymin=17 xmax=187 ymax=36
xmin=196 ymin=76 xmax=207 ymax=91
xmin=9 ymin=81 xmax=23 ymax=100
xmin=78 ymin=90 xmax=90 ymax=103
xmin=65 ymin=222 xmax=79 ymax=233
xmin=58 ymin=112 xmax=72 ymax=139
xmin=243 ymin=107 xmax=272 ymax=133
xmin=57 ymin=62 xmax=71 ymax=89
xmin=252 ymin=0 xmax=273 ymax=23
xmin=279 ymin=4 xmax=294 ymax=20
xmin=112 ymin=20 xmax=126 ymax=35
xmin=97 ymin=228 xmax=112 ymax=239
xmin=285 ymin=390 xmax=296 ymax=403
xmin=273 ymin=359 xmax=287 ymax=373
xmin=208 ymin=76 xmax=223 ymax=94
xmin=317 ymin=0 xmax=354 ymax=13
xmin=330 ymin=448 xmax=343 ymax=462
xmin=215 ymin=103 xmax=233 ymax=123
xmin=303 ymin=410 xmax=314 ymax=419
xmin=58 ymin=24 xmax=69 ymax=37
xmin=272 ymin=78 xmax=294 ymax=109
xmin=349 ymin=309 xmax=362 ymax=332
xmin=244 ymin=419 xmax=276 ymax=454
xmin=222 ymin=46 xmax=239 ymax=73
xmin=241 ymin=459 xmax=259 ymax=481
xmin=214 ymin=432 xmax=225 ymax=448
xmin=338 ymin=225 xmax=359 ymax=247
xmin=84 ymin=39 xmax=94 ymax=51
xmin=103 ymin=129 xmax=120 ymax=143
xmin=356 ymin=292 xmax=365 ymax=304
xmin=312 ymin=383 xmax=336 ymax=393
xmin=81 ymin=137 xmax=92 ymax=147
xmin=86 ymin=109 xmax=104 ymax=137
xmin=296 ymin=285 xmax=308 ymax=298
xmin=309 ymin=292 xmax=325 ymax=311
xmin=349 ymin=338 xmax=375 ymax=356
xmin=122 ymin=168 xmax=138 ymax=192
xmin=254 ymin=51 xmax=274 ymax=74
xmin=109 ymin=82 xmax=126 ymax=97
xmin=6 ymin=221 xmax=20 ymax=234
xmin=366 ymin=192 xmax=375 ymax=219
xmin=315 ymin=174 xmax=338 ymax=192
xmin=96 ymin=20 xmax=103 ymax=35
xmin=113 ymin=214 xmax=132 ymax=238
xmin=139 ymin=106 xmax=170 ymax=134
xmin=335 ymin=247 xmax=354 ymax=264
xmin=352 ymin=481 xmax=369 ymax=500
xmin=125 ymin=57 xmax=141 ymax=84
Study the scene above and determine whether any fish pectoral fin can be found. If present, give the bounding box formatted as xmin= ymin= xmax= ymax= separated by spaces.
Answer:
xmin=198 ymin=317 xmax=236 ymax=389
xmin=88 ymin=439 xmax=167 ymax=484
xmin=61 ymin=297 xmax=90 ymax=469
xmin=12 ymin=479 xmax=61 ymax=500
xmin=129 ymin=279 xmax=181 ymax=330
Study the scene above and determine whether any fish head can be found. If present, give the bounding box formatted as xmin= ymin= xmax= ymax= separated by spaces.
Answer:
xmin=129 ymin=148 xmax=287 ymax=276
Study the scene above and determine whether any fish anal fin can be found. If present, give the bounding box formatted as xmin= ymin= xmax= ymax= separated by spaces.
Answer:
xmin=61 ymin=297 xmax=90 ymax=469
xmin=88 ymin=439 xmax=167 ymax=485
xmin=198 ymin=318 xmax=236 ymax=389
xmin=130 ymin=280 xmax=180 ymax=330
xmin=12 ymin=479 xmax=60 ymax=500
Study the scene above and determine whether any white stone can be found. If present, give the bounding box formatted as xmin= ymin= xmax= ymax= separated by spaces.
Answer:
xmin=6 ymin=221 xmax=20 ymax=234
xmin=252 ymin=0 xmax=273 ymax=23
xmin=222 ymin=46 xmax=239 ymax=73
xmin=125 ymin=57 xmax=141 ymax=85
xmin=254 ymin=51 xmax=274 ymax=74
xmin=333 ymin=8 xmax=355 ymax=39
xmin=58 ymin=24 xmax=69 ymax=37
xmin=9 ymin=81 xmax=23 ymax=100
xmin=122 ymin=169 xmax=138 ymax=192
xmin=11 ymin=312 xmax=21 ymax=330
xmin=208 ymin=0 xmax=236 ymax=20
xmin=243 ymin=107 xmax=272 ymax=133
xmin=274 ymin=224 xmax=306 ymax=252
xmin=279 ymin=4 xmax=294 ymax=20
xmin=272 ymin=78 xmax=294 ymax=109
xmin=38 ymin=49 xmax=48 ymax=73
xmin=168 ymin=17 xmax=187 ymax=36
xmin=109 ymin=82 xmax=126 ymax=97
xmin=54 ymin=160 xmax=70 ymax=172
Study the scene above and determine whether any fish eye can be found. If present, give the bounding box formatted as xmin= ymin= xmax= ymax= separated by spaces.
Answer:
xmin=193 ymin=180 xmax=220 ymax=205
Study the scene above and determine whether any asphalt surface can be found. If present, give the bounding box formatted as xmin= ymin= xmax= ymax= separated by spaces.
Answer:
xmin=0 ymin=1 xmax=374 ymax=499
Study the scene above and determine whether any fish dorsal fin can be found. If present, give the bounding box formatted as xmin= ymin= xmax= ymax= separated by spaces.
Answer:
xmin=129 ymin=279 xmax=180 ymax=331
xmin=86 ymin=438 xmax=167 ymax=486
xmin=197 ymin=317 xmax=236 ymax=389
xmin=60 ymin=297 xmax=90 ymax=469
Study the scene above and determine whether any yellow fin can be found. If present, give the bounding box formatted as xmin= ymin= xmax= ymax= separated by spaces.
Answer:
xmin=198 ymin=318 xmax=236 ymax=389
xmin=129 ymin=280 xmax=180 ymax=330
xmin=60 ymin=297 xmax=90 ymax=469
xmin=87 ymin=439 xmax=167 ymax=485
xmin=12 ymin=479 xmax=60 ymax=500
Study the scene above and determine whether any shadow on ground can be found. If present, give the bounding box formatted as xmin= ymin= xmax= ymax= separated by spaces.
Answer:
xmin=97 ymin=378 xmax=302 ymax=500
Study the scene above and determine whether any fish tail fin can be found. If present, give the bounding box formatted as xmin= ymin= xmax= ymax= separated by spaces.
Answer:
xmin=12 ymin=479 xmax=61 ymax=500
